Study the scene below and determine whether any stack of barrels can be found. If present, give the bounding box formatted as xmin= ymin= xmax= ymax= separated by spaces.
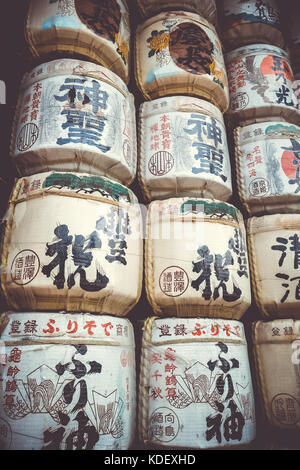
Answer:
xmin=0 ymin=0 xmax=299 ymax=451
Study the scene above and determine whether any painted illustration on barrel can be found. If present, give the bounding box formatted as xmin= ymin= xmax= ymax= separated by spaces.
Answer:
xmin=235 ymin=122 xmax=300 ymax=214
xmin=25 ymin=0 xmax=130 ymax=83
xmin=135 ymin=12 xmax=229 ymax=111
xmin=139 ymin=317 xmax=256 ymax=449
xmin=0 ymin=313 xmax=136 ymax=449
xmin=226 ymin=45 xmax=299 ymax=125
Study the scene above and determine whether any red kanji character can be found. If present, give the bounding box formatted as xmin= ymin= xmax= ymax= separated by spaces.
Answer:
xmin=43 ymin=319 xmax=57 ymax=334
xmin=21 ymin=114 xmax=28 ymax=124
xmin=152 ymin=370 xmax=162 ymax=381
xmin=166 ymin=387 xmax=177 ymax=400
xmin=31 ymin=99 xmax=40 ymax=109
xmin=31 ymin=109 xmax=39 ymax=121
xmin=164 ymin=347 xmax=176 ymax=362
xmin=101 ymin=322 xmax=113 ymax=336
xmin=24 ymin=94 xmax=31 ymax=104
xmin=151 ymin=353 xmax=162 ymax=364
xmin=8 ymin=348 xmax=21 ymax=363
xmin=66 ymin=320 xmax=78 ymax=334
xmin=165 ymin=363 xmax=177 ymax=374
xmin=151 ymin=387 xmax=163 ymax=399
xmin=84 ymin=320 xmax=97 ymax=336
xmin=211 ymin=324 xmax=219 ymax=336
xmin=33 ymin=82 xmax=42 ymax=92
xmin=160 ymin=115 xmax=169 ymax=123
xmin=166 ymin=375 xmax=177 ymax=386
xmin=5 ymin=380 xmax=17 ymax=393
xmin=150 ymin=123 xmax=159 ymax=133
xmin=7 ymin=366 xmax=20 ymax=379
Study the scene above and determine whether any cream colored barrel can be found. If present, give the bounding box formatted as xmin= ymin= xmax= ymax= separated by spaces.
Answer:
xmin=138 ymin=96 xmax=232 ymax=202
xmin=0 ymin=312 xmax=136 ymax=450
xmin=134 ymin=11 xmax=229 ymax=113
xmin=226 ymin=44 xmax=300 ymax=127
xmin=253 ymin=319 xmax=300 ymax=430
xmin=0 ymin=172 xmax=143 ymax=315
xmin=145 ymin=198 xmax=251 ymax=318
xmin=234 ymin=121 xmax=300 ymax=216
xmin=10 ymin=59 xmax=136 ymax=186
xmin=25 ymin=0 xmax=130 ymax=84
xmin=139 ymin=316 xmax=256 ymax=449
xmin=135 ymin=0 xmax=217 ymax=25
xmin=219 ymin=0 xmax=284 ymax=51
xmin=247 ymin=214 xmax=300 ymax=319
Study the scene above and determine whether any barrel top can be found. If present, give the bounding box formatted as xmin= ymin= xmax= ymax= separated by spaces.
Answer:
xmin=225 ymin=43 xmax=290 ymax=63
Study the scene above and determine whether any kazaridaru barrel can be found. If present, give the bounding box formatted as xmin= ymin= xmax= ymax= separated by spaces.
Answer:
xmin=135 ymin=0 xmax=217 ymax=25
xmin=0 ymin=312 xmax=136 ymax=450
xmin=247 ymin=214 xmax=300 ymax=319
xmin=135 ymin=11 xmax=229 ymax=113
xmin=139 ymin=316 xmax=256 ymax=449
xmin=219 ymin=0 xmax=284 ymax=51
xmin=253 ymin=319 xmax=300 ymax=430
xmin=234 ymin=121 xmax=300 ymax=215
xmin=145 ymin=198 xmax=251 ymax=318
xmin=0 ymin=172 xmax=143 ymax=315
xmin=25 ymin=0 xmax=130 ymax=84
xmin=226 ymin=44 xmax=299 ymax=126
xmin=10 ymin=59 xmax=137 ymax=186
xmin=138 ymin=96 xmax=232 ymax=202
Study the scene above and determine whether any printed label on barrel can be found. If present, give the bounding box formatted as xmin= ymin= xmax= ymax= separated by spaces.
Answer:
xmin=146 ymin=326 xmax=255 ymax=448
xmin=222 ymin=0 xmax=281 ymax=29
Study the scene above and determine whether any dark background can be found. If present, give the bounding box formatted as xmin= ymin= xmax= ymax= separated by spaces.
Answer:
xmin=0 ymin=0 xmax=299 ymax=451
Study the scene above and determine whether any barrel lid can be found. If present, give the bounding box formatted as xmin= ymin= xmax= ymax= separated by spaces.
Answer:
xmin=0 ymin=312 xmax=134 ymax=346
xmin=225 ymin=43 xmax=290 ymax=63
xmin=20 ymin=59 xmax=130 ymax=97
xmin=140 ymin=95 xmax=224 ymax=122
xmin=13 ymin=171 xmax=138 ymax=205
xmin=143 ymin=316 xmax=246 ymax=344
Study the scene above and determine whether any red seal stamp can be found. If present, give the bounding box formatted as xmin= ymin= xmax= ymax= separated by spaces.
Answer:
xmin=149 ymin=151 xmax=174 ymax=176
xmin=11 ymin=250 xmax=40 ymax=286
xmin=159 ymin=266 xmax=189 ymax=297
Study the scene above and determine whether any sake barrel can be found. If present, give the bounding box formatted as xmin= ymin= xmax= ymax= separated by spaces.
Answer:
xmin=0 ymin=312 xmax=136 ymax=450
xmin=234 ymin=121 xmax=300 ymax=215
xmin=253 ymin=319 xmax=300 ymax=430
xmin=219 ymin=0 xmax=284 ymax=51
xmin=139 ymin=316 xmax=256 ymax=449
xmin=0 ymin=172 xmax=143 ymax=315
xmin=138 ymin=96 xmax=232 ymax=202
xmin=10 ymin=59 xmax=136 ymax=186
xmin=134 ymin=11 xmax=229 ymax=113
xmin=145 ymin=198 xmax=251 ymax=318
xmin=25 ymin=0 xmax=130 ymax=84
xmin=247 ymin=214 xmax=300 ymax=319
xmin=225 ymin=44 xmax=299 ymax=126
xmin=135 ymin=0 xmax=217 ymax=25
